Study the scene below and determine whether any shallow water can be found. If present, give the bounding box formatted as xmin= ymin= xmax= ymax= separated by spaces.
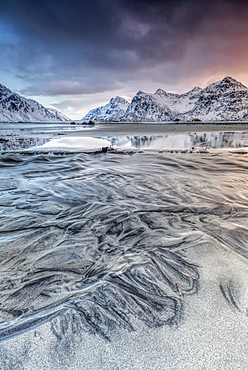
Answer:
xmin=1 ymin=123 xmax=248 ymax=152
xmin=0 ymin=125 xmax=247 ymax=368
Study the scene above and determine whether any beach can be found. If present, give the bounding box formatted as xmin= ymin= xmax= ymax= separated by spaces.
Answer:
xmin=0 ymin=122 xmax=247 ymax=369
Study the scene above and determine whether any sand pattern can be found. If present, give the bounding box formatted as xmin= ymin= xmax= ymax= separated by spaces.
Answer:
xmin=0 ymin=149 xmax=247 ymax=344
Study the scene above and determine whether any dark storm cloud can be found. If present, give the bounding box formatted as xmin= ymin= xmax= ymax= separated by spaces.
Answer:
xmin=0 ymin=0 xmax=248 ymax=96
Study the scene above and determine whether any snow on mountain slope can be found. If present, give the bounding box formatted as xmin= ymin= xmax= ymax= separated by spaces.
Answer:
xmin=83 ymin=77 xmax=248 ymax=122
xmin=179 ymin=76 xmax=248 ymax=121
xmin=123 ymin=90 xmax=173 ymax=122
xmin=47 ymin=108 xmax=70 ymax=121
xmin=124 ymin=86 xmax=203 ymax=121
xmin=0 ymin=84 xmax=70 ymax=122
xmin=83 ymin=96 xmax=130 ymax=121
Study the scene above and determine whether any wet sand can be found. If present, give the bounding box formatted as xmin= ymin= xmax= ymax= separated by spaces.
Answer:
xmin=0 ymin=123 xmax=247 ymax=369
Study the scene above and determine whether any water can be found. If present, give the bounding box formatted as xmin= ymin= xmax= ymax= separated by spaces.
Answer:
xmin=2 ymin=129 xmax=248 ymax=152
xmin=0 ymin=124 xmax=247 ymax=368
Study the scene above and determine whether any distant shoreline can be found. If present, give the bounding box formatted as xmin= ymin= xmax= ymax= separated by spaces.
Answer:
xmin=2 ymin=121 xmax=248 ymax=136
xmin=77 ymin=121 xmax=248 ymax=136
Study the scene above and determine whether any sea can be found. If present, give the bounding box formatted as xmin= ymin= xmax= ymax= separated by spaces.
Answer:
xmin=0 ymin=122 xmax=247 ymax=369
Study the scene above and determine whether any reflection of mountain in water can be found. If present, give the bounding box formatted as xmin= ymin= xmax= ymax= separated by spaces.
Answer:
xmin=106 ymin=131 xmax=248 ymax=149
xmin=0 ymin=137 xmax=50 ymax=151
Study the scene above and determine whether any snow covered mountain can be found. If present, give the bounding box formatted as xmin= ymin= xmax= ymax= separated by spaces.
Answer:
xmin=124 ymin=86 xmax=203 ymax=122
xmin=47 ymin=108 xmax=70 ymax=121
xmin=0 ymin=84 xmax=70 ymax=122
xmin=83 ymin=96 xmax=130 ymax=121
xmin=83 ymin=77 xmax=248 ymax=122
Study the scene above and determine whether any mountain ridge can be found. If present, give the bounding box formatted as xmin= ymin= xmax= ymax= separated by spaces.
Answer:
xmin=83 ymin=96 xmax=130 ymax=121
xmin=82 ymin=76 xmax=248 ymax=122
xmin=0 ymin=84 xmax=70 ymax=122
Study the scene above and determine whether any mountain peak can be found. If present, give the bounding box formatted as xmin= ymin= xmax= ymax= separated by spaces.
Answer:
xmin=201 ymin=76 xmax=247 ymax=95
xmin=0 ymin=83 xmax=70 ymax=122
xmin=136 ymin=90 xmax=146 ymax=96
xmin=155 ymin=88 xmax=167 ymax=95
xmin=182 ymin=86 xmax=202 ymax=96
xmin=191 ymin=86 xmax=202 ymax=92
xmin=0 ymin=83 xmax=12 ymax=97
xmin=110 ymin=96 xmax=129 ymax=104
xmin=83 ymin=95 xmax=129 ymax=121
xmin=222 ymin=76 xmax=239 ymax=84
xmin=212 ymin=76 xmax=247 ymax=90
xmin=83 ymin=76 xmax=248 ymax=122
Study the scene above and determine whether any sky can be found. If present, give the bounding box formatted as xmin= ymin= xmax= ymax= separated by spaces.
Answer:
xmin=0 ymin=0 xmax=248 ymax=119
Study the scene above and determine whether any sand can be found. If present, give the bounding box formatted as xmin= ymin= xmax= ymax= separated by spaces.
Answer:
xmin=0 ymin=122 xmax=247 ymax=369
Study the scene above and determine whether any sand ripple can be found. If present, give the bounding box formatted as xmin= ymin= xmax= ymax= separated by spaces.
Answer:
xmin=0 ymin=151 xmax=247 ymax=341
